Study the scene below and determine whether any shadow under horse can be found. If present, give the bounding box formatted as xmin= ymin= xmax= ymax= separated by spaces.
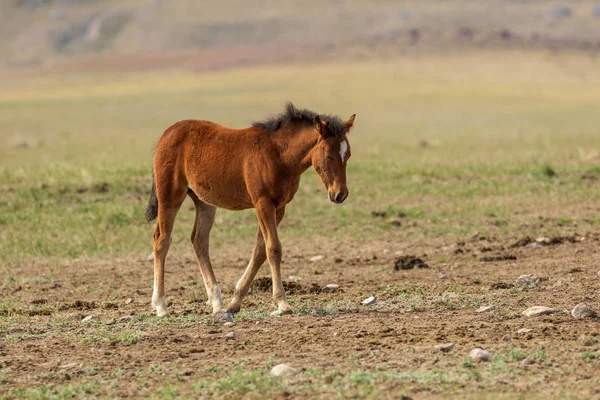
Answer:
xmin=146 ymin=103 xmax=355 ymax=322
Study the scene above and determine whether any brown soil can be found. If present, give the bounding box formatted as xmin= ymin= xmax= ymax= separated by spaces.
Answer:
xmin=2 ymin=234 xmax=600 ymax=398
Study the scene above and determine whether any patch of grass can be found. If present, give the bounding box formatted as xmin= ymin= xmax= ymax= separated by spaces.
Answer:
xmin=209 ymin=366 xmax=281 ymax=397
xmin=507 ymin=347 xmax=527 ymax=362
xmin=8 ymin=383 xmax=102 ymax=399
xmin=579 ymin=335 xmax=598 ymax=347
xmin=81 ymin=329 xmax=142 ymax=345
xmin=531 ymin=348 xmax=547 ymax=364
xmin=581 ymin=351 xmax=597 ymax=361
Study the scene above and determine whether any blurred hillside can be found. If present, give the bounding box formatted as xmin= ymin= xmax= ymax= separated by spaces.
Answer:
xmin=2 ymin=0 xmax=600 ymax=70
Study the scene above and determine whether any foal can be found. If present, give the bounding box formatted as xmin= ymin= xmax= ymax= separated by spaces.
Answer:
xmin=146 ymin=103 xmax=355 ymax=321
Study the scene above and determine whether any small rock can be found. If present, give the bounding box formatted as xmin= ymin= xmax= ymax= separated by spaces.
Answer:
xmin=528 ymin=242 xmax=544 ymax=249
xmin=224 ymin=332 xmax=235 ymax=340
xmin=270 ymin=363 xmax=298 ymax=377
xmin=522 ymin=357 xmax=535 ymax=365
xmin=124 ymin=298 xmax=134 ymax=304
xmin=518 ymin=328 xmax=533 ymax=334
xmin=223 ymin=322 xmax=234 ymax=327
xmin=515 ymin=274 xmax=540 ymax=288
xmin=362 ymin=296 xmax=376 ymax=306
xmin=60 ymin=362 xmax=78 ymax=369
xmin=334 ymin=258 xmax=343 ymax=263
xmin=522 ymin=306 xmax=555 ymax=317
xmin=325 ymin=284 xmax=339 ymax=291
xmin=117 ymin=315 xmax=135 ymax=323
xmin=469 ymin=348 xmax=491 ymax=362
xmin=502 ymin=335 xmax=511 ymax=342
xmin=287 ymin=275 xmax=300 ymax=281
xmin=535 ymin=237 xmax=550 ymax=244
xmin=439 ymin=273 xmax=447 ymax=279
xmin=147 ymin=253 xmax=154 ymax=262
xmin=310 ymin=255 xmax=324 ymax=262
xmin=394 ymin=250 xmax=404 ymax=255
xmin=435 ymin=343 xmax=454 ymax=352
xmin=81 ymin=315 xmax=94 ymax=324
xmin=571 ymin=303 xmax=597 ymax=319
xmin=476 ymin=305 xmax=495 ymax=313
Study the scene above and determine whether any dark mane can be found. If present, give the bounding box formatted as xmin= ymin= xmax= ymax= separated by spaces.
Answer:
xmin=252 ymin=102 xmax=346 ymax=137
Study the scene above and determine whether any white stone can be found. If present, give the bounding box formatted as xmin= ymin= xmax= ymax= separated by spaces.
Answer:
xmin=81 ymin=315 xmax=94 ymax=324
xmin=517 ymin=328 xmax=532 ymax=334
xmin=325 ymin=284 xmax=339 ymax=291
xmin=469 ymin=348 xmax=491 ymax=362
xmin=223 ymin=322 xmax=234 ymax=327
xmin=124 ymin=298 xmax=134 ymax=304
xmin=270 ymin=363 xmax=298 ymax=377
xmin=476 ymin=305 xmax=495 ymax=313
xmin=60 ymin=362 xmax=78 ymax=369
xmin=362 ymin=296 xmax=376 ymax=306
xmin=435 ymin=343 xmax=454 ymax=352
xmin=224 ymin=332 xmax=235 ymax=340
xmin=571 ymin=303 xmax=597 ymax=319
xmin=522 ymin=306 xmax=555 ymax=317
xmin=309 ymin=255 xmax=324 ymax=262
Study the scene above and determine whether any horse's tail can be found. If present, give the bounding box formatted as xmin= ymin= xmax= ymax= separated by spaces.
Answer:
xmin=146 ymin=168 xmax=158 ymax=222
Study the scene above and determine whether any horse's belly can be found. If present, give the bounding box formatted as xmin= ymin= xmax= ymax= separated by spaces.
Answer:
xmin=190 ymin=183 xmax=253 ymax=211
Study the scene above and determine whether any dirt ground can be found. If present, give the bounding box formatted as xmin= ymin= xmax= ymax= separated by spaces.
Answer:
xmin=2 ymin=229 xmax=599 ymax=399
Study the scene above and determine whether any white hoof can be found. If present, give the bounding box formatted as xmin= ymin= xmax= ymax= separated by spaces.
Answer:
xmin=152 ymin=297 xmax=169 ymax=317
xmin=213 ymin=310 xmax=233 ymax=324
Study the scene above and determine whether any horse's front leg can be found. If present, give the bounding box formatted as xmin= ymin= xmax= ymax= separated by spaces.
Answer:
xmin=228 ymin=207 xmax=285 ymax=313
xmin=254 ymin=201 xmax=292 ymax=316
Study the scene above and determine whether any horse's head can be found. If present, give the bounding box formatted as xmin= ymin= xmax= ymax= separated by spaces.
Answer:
xmin=311 ymin=114 xmax=355 ymax=204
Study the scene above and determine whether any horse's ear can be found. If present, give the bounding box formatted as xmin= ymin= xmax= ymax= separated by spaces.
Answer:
xmin=314 ymin=115 xmax=328 ymax=136
xmin=344 ymin=114 xmax=356 ymax=134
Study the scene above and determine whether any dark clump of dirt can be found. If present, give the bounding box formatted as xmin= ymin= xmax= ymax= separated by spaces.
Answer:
xmin=480 ymin=254 xmax=517 ymax=262
xmin=30 ymin=299 xmax=47 ymax=305
xmin=92 ymin=182 xmax=110 ymax=193
xmin=371 ymin=211 xmax=387 ymax=218
xmin=251 ymin=276 xmax=272 ymax=292
xmin=394 ymin=255 xmax=429 ymax=270
xmin=512 ymin=235 xmax=584 ymax=248
xmin=308 ymin=283 xmax=322 ymax=294
xmin=511 ymin=236 xmax=533 ymax=248
xmin=251 ymin=277 xmax=304 ymax=294
xmin=59 ymin=300 xmax=96 ymax=311
xmin=490 ymin=282 xmax=515 ymax=290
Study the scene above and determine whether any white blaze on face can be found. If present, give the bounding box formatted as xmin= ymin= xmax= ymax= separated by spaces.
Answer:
xmin=339 ymin=140 xmax=348 ymax=162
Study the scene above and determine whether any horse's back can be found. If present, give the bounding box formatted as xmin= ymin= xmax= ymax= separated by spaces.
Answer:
xmin=154 ymin=119 xmax=262 ymax=210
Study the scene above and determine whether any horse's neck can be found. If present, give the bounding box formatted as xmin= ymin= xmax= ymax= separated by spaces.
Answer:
xmin=275 ymin=127 xmax=318 ymax=175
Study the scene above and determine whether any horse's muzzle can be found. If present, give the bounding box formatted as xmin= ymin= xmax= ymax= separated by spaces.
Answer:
xmin=329 ymin=190 xmax=348 ymax=204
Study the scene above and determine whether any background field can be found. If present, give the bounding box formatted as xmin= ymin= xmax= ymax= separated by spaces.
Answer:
xmin=1 ymin=1 xmax=600 ymax=399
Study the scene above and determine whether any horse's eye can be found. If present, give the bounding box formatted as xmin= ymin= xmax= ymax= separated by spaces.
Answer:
xmin=326 ymin=156 xmax=333 ymax=160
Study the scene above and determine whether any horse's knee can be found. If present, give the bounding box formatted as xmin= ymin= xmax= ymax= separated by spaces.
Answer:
xmin=266 ymin=241 xmax=282 ymax=262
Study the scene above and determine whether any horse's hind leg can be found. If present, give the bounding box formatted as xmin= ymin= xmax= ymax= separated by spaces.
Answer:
xmin=152 ymin=184 xmax=186 ymax=317
xmin=189 ymin=191 xmax=232 ymax=323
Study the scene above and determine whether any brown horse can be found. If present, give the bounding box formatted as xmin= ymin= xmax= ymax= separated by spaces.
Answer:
xmin=146 ymin=103 xmax=355 ymax=321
